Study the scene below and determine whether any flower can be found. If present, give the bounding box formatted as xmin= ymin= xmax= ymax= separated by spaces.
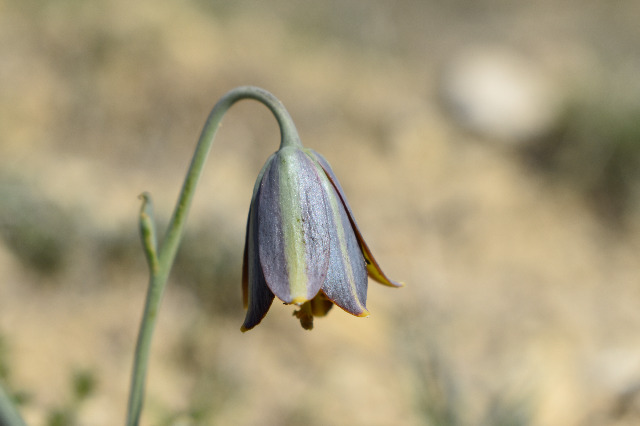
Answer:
xmin=241 ymin=144 xmax=402 ymax=331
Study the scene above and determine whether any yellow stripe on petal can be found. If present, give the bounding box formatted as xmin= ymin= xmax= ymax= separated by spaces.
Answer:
xmin=324 ymin=184 xmax=368 ymax=314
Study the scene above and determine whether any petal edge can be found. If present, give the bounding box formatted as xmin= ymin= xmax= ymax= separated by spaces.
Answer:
xmin=307 ymin=150 xmax=404 ymax=288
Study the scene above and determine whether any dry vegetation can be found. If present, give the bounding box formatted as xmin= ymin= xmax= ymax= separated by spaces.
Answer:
xmin=1 ymin=1 xmax=640 ymax=425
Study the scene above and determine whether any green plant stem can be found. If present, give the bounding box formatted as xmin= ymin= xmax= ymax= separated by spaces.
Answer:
xmin=0 ymin=382 xmax=26 ymax=426
xmin=126 ymin=86 xmax=300 ymax=426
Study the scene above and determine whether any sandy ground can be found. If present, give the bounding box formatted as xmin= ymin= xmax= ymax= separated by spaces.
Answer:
xmin=1 ymin=1 xmax=640 ymax=425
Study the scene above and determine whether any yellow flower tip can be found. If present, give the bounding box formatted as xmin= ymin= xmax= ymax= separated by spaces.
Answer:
xmin=290 ymin=296 xmax=308 ymax=306
xmin=240 ymin=325 xmax=249 ymax=333
xmin=357 ymin=309 xmax=371 ymax=318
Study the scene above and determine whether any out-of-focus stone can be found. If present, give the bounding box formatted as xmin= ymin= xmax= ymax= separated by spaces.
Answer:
xmin=439 ymin=45 xmax=563 ymax=145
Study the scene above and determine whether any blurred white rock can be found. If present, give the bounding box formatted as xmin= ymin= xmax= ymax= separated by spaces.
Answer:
xmin=439 ymin=45 xmax=562 ymax=145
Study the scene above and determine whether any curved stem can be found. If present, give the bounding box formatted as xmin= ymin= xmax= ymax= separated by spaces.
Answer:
xmin=126 ymin=86 xmax=300 ymax=426
xmin=158 ymin=87 xmax=300 ymax=271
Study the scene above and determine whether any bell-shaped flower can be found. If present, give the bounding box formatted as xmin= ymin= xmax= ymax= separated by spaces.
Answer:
xmin=241 ymin=142 xmax=402 ymax=331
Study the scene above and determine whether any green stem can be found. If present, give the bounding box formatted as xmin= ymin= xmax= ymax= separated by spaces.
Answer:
xmin=0 ymin=382 xmax=26 ymax=426
xmin=126 ymin=86 xmax=300 ymax=426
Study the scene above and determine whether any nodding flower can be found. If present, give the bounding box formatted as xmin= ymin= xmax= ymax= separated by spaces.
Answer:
xmin=241 ymin=138 xmax=402 ymax=331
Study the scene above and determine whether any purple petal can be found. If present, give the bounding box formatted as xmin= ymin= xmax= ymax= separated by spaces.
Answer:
xmin=314 ymin=166 xmax=369 ymax=317
xmin=242 ymin=166 xmax=275 ymax=332
xmin=258 ymin=147 xmax=331 ymax=304
xmin=308 ymin=149 xmax=403 ymax=288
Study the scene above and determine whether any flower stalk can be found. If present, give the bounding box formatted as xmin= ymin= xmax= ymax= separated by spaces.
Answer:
xmin=126 ymin=86 xmax=301 ymax=426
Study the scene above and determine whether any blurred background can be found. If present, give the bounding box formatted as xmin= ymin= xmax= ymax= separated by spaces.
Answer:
xmin=1 ymin=0 xmax=640 ymax=425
